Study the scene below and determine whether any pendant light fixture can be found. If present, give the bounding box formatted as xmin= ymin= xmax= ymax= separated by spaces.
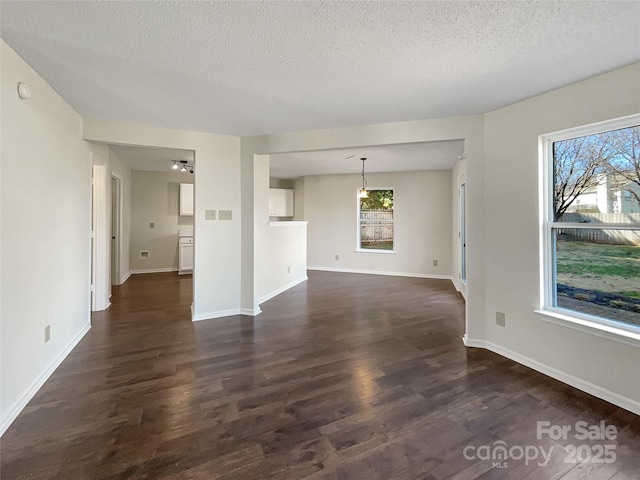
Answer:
xmin=359 ymin=157 xmax=368 ymax=198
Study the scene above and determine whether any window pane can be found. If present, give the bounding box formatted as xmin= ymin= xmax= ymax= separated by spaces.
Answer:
xmin=554 ymin=228 xmax=640 ymax=326
xmin=360 ymin=189 xmax=393 ymax=250
xmin=553 ymin=125 xmax=640 ymax=221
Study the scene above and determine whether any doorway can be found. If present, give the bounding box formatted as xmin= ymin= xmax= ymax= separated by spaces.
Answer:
xmin=111 ymin=176 xmax=121 ymax=289
xmin=459 ymin=175 xmax=467 ymax=298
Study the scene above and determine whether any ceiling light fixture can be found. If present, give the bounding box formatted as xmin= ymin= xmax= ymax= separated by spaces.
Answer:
xmin=171 ymin=160 xmax=194 ymax=174
xmin=359 ymin=157 xmax=368 ymax=198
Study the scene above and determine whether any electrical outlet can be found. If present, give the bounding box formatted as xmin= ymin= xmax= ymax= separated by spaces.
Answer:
xmin=496 ymin=311 xmax=506 ymax=327
xmin=140 ymin=251 xmax=150 ymax=259
xmin=205 ymin=210 xmax=216 ymax=220
xmin=335 ymin=254 xmax=339 ymax=261
xmin=287 ymin=266 xmax=291 ymax=273
xmin=219 ymin=210 xmax=232 ymax=220
xmin=44 ymin=325 xmax=51 ymax=343
xmin=149 ymin=222 xmax=155 ymax=229
xmin=433 ymin=259 xmax=438 ymax=266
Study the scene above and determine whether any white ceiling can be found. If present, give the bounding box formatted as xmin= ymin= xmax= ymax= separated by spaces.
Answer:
xmin=1 ymin=1 xmax=639 ymax=137
xmin=269 ymin=141 xmax=464 ymax=179
xmin=109 ymin=145 xmax=194 ymax=172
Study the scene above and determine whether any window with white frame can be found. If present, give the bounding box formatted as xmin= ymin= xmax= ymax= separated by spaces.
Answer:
xmin=358 ymin=189 xmax=394 ymax=252
xmin=540 ymin=115 xmax=640 ymax=335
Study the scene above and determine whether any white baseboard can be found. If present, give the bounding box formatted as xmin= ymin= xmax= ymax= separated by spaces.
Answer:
xmin=192 ymin=308 xmax=242 ymax=322
xmin=308 ymin=266 xmax=452 ymax=281
xmin=118 ymin=272 xmax=131 ymax=285
xmin=258 ymin=276 xmax=308 ymax=305
xmin=240 ymin=307 xmax=262 ymax=316
xmin=463 ymin=337 xmax=640 ymax=416
xmin=92 ymin=299 xmax=111 ymax=313
xmin=0 ymin=322 xmax=91 ymax=437
xmin=462 ymin=334 xmax=485 ymax=348
xmin=130 ymin=268 xmax=178 ymax=275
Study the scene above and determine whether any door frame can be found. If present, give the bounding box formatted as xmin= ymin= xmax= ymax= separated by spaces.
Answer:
xmin=110 ymin=174 xmax=122 ymax=288
xmin=458 ymin=173 xmax=467 ymax=299
xmin=91 ymin=153 xmax=110 ymax=311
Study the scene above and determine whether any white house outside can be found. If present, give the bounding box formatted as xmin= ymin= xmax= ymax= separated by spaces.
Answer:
xmin=567 ymin=173 xmax=640 ymax=214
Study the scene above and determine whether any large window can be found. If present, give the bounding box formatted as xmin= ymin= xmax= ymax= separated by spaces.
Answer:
xmin=540 ymin=115 xmax=640 ymax=337
xmin=358 ymin=189 xmax=394 ymax=252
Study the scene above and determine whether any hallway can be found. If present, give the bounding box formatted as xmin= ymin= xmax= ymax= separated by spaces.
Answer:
xmin=1 ymin=272 xmax=638 ymax=479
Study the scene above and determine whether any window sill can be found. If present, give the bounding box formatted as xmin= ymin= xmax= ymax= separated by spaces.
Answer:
xmin=355 ymin=249 xmax=396 ymax=255
xmin=535 ymin=308 xmax=640 ymax=347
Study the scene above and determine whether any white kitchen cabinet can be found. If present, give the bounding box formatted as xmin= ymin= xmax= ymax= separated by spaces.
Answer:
xmin=179 ymin=183 xmax=194 ymax=216
xmin=269 ymin=188 xmax=294 ymax=217
xmin=178 ymin=236 xmax=193 ymax=274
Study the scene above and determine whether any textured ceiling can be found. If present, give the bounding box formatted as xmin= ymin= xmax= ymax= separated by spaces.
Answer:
xmin=269 ymin=141 xmax=464 ymax=179
xmin=2 ymin=1 xmax=639 ymax=136
xmin=109 ymin=145 xmax=194 ymax=172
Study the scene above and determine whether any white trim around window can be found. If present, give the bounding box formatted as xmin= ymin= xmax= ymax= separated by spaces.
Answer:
xmin=538 ymin=113 xmax=640 ymax=345
xmin=356 ymin=187 xmax=395 ymax=254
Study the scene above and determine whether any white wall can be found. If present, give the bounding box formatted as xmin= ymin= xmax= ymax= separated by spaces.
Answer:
xmin=293 ymin=177 xmax=305 ymax=221
xmin=254 ymin=156 xmax=308 ymax=304
xmin=480 ymin=62 xmax=640 ymax=413
xmin=257 ymin=224 xmax=308 ymax=303
xmin=130 ymin=171 xmax=193 ymax=272
xmin=0 ymin=40 xmax=92 ymax=433
xmin=83 ymin=119 xmax=241 ymax=320
xmin=303 ymin=170 xmax=452 ymax=277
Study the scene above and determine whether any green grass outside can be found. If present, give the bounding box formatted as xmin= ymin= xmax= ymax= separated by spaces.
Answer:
xmin=557 ymin=241 xmax=639 ymax=278
xmin=556 ymin=240 xmax=640 ymax=317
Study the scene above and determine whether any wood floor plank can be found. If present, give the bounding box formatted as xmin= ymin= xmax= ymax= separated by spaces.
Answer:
xmin=1 ymin=271 xmax=637 ymax=479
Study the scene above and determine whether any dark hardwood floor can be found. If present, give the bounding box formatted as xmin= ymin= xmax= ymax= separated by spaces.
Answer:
xmin=1 ymin=271 xmax=638 ymax=479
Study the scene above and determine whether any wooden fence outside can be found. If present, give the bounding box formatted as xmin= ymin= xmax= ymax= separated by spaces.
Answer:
xmin=558 ymin=213 xmax=640 ymax=245
xmin=360 ymin=209 xmax=394 ymax=247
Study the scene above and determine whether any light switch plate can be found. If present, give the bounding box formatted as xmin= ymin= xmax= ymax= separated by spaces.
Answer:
xmin=205 ymin=210 xmax=216 ymax=220
xmin=219 ymin=210 xmax=232 ymax=220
